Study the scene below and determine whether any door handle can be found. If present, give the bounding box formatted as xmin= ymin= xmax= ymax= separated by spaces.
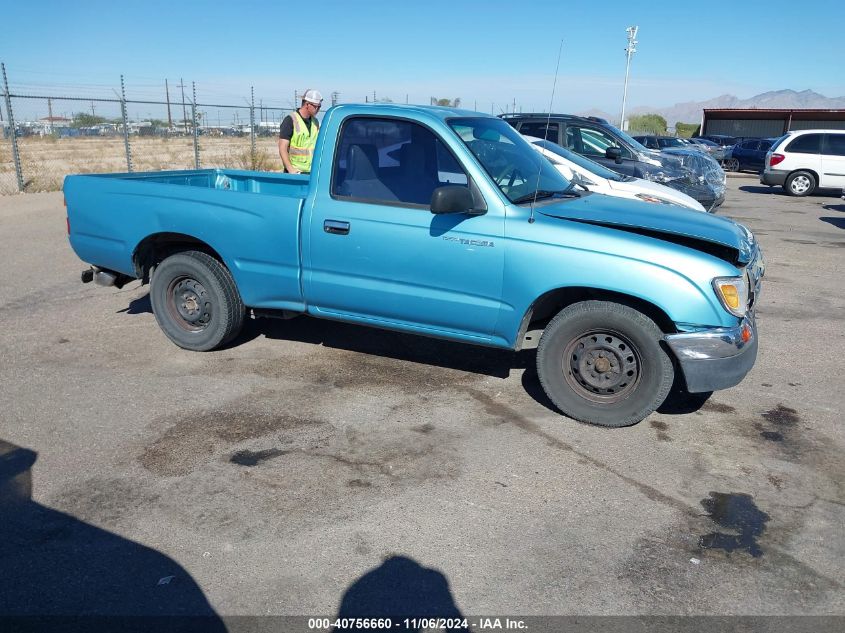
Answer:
xmin=324 ymin=220 xmax=350 ymax=235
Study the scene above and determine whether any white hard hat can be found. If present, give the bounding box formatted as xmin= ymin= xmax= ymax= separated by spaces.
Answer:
xmin=303 ymin=89 xmax=323 ymax=105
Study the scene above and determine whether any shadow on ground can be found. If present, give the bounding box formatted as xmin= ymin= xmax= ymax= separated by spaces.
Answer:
xmin=0 ymin=439 xmax=225 ymax=632
xmin=116 ymin=297 xmax=709 ymax=421
xmin=820 ymin=217 xmax=845 ymax=230
xmin=333 ymin=556 xmax=467 ymax=632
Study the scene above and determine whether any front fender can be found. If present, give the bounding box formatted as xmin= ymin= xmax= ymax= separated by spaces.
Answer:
xmin=496 ymin=217 xmax=740 ymax=347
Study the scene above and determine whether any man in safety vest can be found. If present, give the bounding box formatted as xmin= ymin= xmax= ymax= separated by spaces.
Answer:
xmin=278 ymin=89 xmax=322 ymax=174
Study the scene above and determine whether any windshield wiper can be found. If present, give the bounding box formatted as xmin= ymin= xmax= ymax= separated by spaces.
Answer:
xmin=512 ymin=184 xmax=580 ymax=205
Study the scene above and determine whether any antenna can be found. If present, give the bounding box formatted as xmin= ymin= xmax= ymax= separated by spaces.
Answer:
xmin=529 ymin=38 xmax=564 ymax=225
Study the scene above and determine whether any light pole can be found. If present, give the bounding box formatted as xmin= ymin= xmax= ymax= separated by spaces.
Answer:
xmin=620 ymin=25 xmax=638 ymax=131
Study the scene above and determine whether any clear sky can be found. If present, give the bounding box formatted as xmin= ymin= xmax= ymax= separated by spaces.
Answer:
xmin=2 ymin=0 xmax=843 ymax=119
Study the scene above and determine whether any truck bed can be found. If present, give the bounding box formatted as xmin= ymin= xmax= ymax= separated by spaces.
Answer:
xmin=64 ymin=169 xmax=309 ymax=311
xmin=83 ymin=168 xmax=310 ymax=198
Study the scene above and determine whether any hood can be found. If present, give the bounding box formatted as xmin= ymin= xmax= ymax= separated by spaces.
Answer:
xmin=606 ymin=178 xmax=705 ymax=212
xmin=537 ymin=193 xmax=752 ymax=264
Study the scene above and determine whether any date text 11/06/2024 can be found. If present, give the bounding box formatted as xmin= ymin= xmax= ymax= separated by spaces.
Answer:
xmin=307 ymin=617 xmax=527 ymax=630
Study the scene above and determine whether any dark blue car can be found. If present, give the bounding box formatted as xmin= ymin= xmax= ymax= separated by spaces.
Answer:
xmin=725 ymin=138 xmax=775 ymax=173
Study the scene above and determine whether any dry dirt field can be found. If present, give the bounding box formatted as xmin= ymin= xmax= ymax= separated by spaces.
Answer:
xmin=0 ymin=135 xmax=283 ymax=194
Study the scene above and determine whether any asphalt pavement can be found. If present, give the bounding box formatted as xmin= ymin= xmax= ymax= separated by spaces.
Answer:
xmin=0 ymin=176 xmax=843 ymax=626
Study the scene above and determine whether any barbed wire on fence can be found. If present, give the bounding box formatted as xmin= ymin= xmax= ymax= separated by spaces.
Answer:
xmin=1 ymin=62 xmax=534 ymax=195
xmin=0 ymin=65 xmax=302 ymax=195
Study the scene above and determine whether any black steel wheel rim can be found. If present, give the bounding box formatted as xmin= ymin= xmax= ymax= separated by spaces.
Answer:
xmin=563 ymin=330 xmax=642 ymax=403
xmin=166 ymin=276 xmax=212 ymax=332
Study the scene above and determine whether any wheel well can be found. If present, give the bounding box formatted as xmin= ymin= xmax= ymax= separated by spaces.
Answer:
xmin=787 ymin=168 xmax=819 ymax=183
xmin=518 ymin=287 xmax=676 ymax=348
xmin=133 ymin=233 xmax=224 ymax=283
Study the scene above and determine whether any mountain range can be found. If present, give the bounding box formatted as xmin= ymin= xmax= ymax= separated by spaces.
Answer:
xmin=578 ymin=89 xmax=845 ymax=128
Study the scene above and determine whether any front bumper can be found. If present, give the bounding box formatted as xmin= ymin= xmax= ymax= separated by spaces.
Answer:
xmin=761 ymin=168 xmax=788 ymax=186
xmin=665 ymin=316 xmax=758 ymax=393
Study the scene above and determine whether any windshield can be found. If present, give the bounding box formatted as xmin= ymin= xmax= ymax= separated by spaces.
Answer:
xmin=530 ymin=138 xmax=630 ymax=182
xmin=658 ymin=137 xmax=686 ymax=148
xmin=449 ymin=118 xmax=572 ymax=203
xmin=602 ymin=122 xmax=651 ymax=153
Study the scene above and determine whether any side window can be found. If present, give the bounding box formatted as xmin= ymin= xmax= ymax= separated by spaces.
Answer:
xmin=786 ymin=134 xmax=822 ymax=154
xmin=570 ymin=126 xmax=626 ymax=158
xmin=332 ymin=117 xmax=468 ymax=206
xmin=824 ymin=134 xmax=845 ymax=157
xmin=518 ymin=121 xmax=560 ymax=143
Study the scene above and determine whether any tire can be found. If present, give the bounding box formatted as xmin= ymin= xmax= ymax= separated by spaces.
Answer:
xmin=536 ymin=301 xmax=674 ymax=427
xmin=785 ymin=170 xmax=816 ymax=196
xmin=723 ymin=158 xmax=739 ymax=172
xmin=150 ymin=250 xmax=245 ymax=351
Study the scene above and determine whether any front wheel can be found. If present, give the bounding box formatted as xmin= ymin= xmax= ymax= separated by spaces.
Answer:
xmin=536 ymin=301 xmax=674 ymax=427
xmin=723 ymin=158 xmax=739 ymax=172
xmin=150 ymin=250 xmax=245 ymax=351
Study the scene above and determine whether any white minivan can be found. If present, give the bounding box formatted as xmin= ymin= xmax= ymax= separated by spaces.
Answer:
xmin=761 ymin=129 xmax=845 ymax=196
xmin=524 ymin=136 xmax=706 ymax=212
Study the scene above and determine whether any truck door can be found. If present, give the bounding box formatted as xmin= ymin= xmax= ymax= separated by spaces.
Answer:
xmin=304 ymin=116 xmax=505 ymax=342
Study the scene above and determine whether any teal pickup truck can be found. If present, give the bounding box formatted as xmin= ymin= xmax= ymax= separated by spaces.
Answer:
xmin=63 ymin=104 xmax=763 ymax=427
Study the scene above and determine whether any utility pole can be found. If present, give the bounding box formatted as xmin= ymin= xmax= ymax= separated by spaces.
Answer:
xmin=178 ymin=78 xmax=188 ymax=134
xmin=620 ymin=26 xmax=639 ymax=131
xmin=47 ymin=98 xmax=54 ymax=132
xmin=512 ymin=98 xmax=516 ymax=114
xmin=331 ymin=91 xmax=339 ymax=107
xmin=90 ymin=101 xmax=96 ymax=117
xmin=165 ymin=79 xmax=173 ymax=128
xmin=373 ymin=90 xmax=377 ymax=103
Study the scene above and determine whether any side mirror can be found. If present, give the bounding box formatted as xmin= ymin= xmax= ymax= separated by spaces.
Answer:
xmin=605 ymin=146 xmax=623 ymax=163
xmin=430 ymin=186 xmax=476 ymax=215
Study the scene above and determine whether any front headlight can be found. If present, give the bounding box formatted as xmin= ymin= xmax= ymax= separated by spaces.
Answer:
xmin=712 ymin=276 xmax=749 ymax=317
xmin=635 ymin=193 xmax=673 ymax=205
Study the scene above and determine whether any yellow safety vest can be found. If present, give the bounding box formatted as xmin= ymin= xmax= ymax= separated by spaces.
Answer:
xmin=289 ymin=111 xmax=320 ymax=173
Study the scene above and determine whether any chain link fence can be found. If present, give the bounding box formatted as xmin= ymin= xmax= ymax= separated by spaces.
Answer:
xmin=1 ymin=66 xmax=294 ymax=195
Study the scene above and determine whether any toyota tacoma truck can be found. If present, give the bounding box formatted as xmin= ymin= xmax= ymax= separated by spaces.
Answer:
xmin=63 ymin=103 xmax=763 ymax=427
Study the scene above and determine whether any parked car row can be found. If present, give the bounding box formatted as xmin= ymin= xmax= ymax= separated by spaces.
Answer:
xmin=633 ymin=135 xmax=729 ymax=162
xmin=523 ymin=136 xmax=705 ymax=212
xmin=500 ymin=114 xmax=726 ymax=211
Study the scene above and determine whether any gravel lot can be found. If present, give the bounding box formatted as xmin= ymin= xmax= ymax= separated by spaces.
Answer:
xmin=1 ymin=176 xmax=843 ymax=626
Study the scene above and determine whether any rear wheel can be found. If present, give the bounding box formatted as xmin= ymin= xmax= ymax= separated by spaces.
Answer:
xmin=785 ymin=170 xmax=816 ymax=196
xmin=150 ymin=250 xmax=245 ymax=351
xmin=536 ymin=301 xmax=674 ymax=427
